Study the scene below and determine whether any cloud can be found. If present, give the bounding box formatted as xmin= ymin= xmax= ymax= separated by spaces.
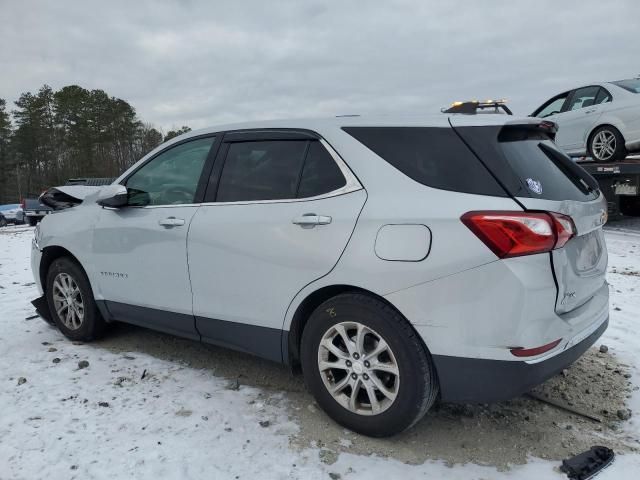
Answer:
xmin=1 ymin=0 xmax=638 ymax=130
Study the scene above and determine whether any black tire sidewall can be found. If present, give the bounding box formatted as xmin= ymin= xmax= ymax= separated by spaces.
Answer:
xmin=45 ymin=257 xmax=102 ymax=341
xmin=590 ymin=126 xmax=626 ymax=162
xmin=301 ymin=294 xmax=434 ymax=437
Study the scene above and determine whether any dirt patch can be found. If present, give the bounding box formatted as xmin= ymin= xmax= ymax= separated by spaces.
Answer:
xmin=289 ymin=348 xmax=637 ymax=469
xmin=85 ymin=322 xmax=638 ymax=469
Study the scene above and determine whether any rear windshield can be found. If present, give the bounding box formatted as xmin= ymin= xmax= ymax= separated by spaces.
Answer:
xmin=454 ymin=126 xmax=599 ymax=202
xmin=342 ymin=127 xmax=507 ymax=197
xmin=612 ymin=79 xmax=640 ymax=93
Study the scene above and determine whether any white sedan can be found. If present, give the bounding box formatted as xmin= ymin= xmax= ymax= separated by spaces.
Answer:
xmin=532 ymin=78 xmax=640 ymax=162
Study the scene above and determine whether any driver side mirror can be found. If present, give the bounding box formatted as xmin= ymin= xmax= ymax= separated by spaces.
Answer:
xmin=96 ymin=184 xmax=128 ymax=208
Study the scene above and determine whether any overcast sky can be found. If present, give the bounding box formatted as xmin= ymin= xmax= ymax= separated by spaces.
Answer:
xmin=1 ymin=0 xmax=638 ymax=131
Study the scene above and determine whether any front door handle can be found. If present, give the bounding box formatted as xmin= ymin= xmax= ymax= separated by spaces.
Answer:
xmin=158 ymin=216 xmax=185 ymax=228
xmin=292 ymin=213 xmax=332 ymax=228
xmin=584 ymin=108 xmax=596 ymax=114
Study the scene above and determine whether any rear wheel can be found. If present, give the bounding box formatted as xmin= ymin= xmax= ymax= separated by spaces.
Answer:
xmin=45 ymin=257 xmax=106 ymax=341
xmin=589 ymin=126 xmax=626 ymax=162
xmin=0 ymin=217 xmax=7 ymax=227
xmin=300 ymin=293 xmax=438 ymax=437
xmin=28 ymin=216 xmax=38 ymax=226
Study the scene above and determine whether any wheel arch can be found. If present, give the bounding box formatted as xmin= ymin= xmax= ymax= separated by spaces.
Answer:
xmin=39 ymin=245 xmax=84 ymax=293
xmin=285 ymin=284 xmax=433 ymax=370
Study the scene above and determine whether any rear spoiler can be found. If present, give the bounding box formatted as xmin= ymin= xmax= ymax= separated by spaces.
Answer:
xmin=498 ymin=120 xmax=558 ymax=141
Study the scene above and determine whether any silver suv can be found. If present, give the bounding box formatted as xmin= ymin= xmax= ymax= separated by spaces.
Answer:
xmin=31 ymin=115 xmax=609 ymax=437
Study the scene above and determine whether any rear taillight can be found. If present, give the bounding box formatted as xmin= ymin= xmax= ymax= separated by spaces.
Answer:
xmin=461 ymin=211 xmax=575 ymax=259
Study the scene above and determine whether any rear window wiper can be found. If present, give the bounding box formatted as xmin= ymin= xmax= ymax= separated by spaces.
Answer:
xmin=538 ymin=143 xmax=599 ymax=195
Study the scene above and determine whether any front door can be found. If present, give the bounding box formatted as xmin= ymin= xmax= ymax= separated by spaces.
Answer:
xmin=92 ymin=136 xmax=217 ymax=339
xmin=188 ymin=132 xmax=366 ymax=361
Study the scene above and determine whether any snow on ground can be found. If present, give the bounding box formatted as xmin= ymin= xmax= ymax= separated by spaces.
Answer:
xmin=1 ymin=224 xmax=639 ymax=479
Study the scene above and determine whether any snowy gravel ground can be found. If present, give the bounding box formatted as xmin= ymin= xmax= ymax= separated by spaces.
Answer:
xmin=1 ymin=223 xmax=639 ymax=479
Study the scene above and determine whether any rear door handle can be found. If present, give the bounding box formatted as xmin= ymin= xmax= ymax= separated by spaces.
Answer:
xmin=584 ymin=108 xmax=597 ymax=114
xmin=158 ymin=216 xmax=185 ymax=228
xmin=292 ymin=213 xmax=332 ymax=228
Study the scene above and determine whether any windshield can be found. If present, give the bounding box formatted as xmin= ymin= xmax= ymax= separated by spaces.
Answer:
xmin=612 ymin=79 xmax=640 ymax=93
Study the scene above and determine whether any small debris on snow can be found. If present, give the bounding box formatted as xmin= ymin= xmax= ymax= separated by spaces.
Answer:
xmin=599 ymin=345 xmax=609 ymax=353
xmin=175 ymin=408 xmax=192 ymax=417
xmin=48 ymin=347 xmax=57 ymax=352
xmin=617 ymin=408 xmax=632 ymax=421
xmin=98 ymin=402 xmax=110 ymax=408
xmin=24 ymin=314 xmax=39 ymax=320
xmin=226 ymin=378 xmax=240 ymax=391
xmin=140 ymin=369 xmax=147 ymax=380
xmin=52 ymin=358 xmax=61 ymax=364
xmin=77 ymin=360 xmax=89 ymax=369
xmin=329 ymin=473 xmax=341 ymax=480
xmin=259 ymin=420 xmax=270 ymax=428
xmin=319 ymin=449 xmax=338 ymax=465
xmin=17 ymin=377 xmax=27 ymax=386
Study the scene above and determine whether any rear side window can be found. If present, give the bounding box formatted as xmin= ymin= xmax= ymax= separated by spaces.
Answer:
xmin=215 ymin=139 xmax=348 ymax=202
xmin=298 ymin=141 xmax=346 ymax=198
xmin=216 ymin=141 xmax=308 ymax=202
xmin=612 ymin=79 xmax=640 ymax=93
xmin=342 ymin=127 xmax=506 ymax=196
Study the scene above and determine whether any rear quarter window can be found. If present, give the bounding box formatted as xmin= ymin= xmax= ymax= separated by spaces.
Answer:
xmin=342 ymin=127 xmax=507 ymax=197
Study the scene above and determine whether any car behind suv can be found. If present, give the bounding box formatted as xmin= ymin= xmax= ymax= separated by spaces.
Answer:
xmin=31 ymin=115 xmax=609 ymax=436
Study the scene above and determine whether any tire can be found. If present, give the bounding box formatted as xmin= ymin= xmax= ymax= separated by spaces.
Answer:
xmin=589 ymin=126 xmax=627 ymax=162
xmin=28 ymin=216 xmax=38 ymax=226
xmin=45 ymin=257 xmax=106 ymax=341
xmin=0 ymin=217 xmax=6 ymax=228
xmin=300 ymin=293 xmax=439 ymax=437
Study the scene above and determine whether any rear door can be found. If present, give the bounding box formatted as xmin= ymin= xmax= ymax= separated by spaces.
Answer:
xmin=188 ymin=131 xmax=365 ymax=361
xmin=452 ymin=120 xmax=608 ymax=321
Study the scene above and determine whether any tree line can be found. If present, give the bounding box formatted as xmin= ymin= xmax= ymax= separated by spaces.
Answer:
xmin=0 ymin=84 xmax=190 ymax=203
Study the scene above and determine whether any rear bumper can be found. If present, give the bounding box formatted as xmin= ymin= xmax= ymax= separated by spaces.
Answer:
xmin=432 ymin=316 xmax=608 ymax=403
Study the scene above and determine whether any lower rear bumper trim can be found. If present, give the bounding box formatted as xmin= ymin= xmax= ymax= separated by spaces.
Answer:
xmin=432 ymin=316 xmax=609 ymax=403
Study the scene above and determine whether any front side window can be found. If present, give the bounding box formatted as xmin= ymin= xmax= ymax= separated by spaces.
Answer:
xmin=567 ymin=86 xmax=600 ymax=111
xmin=125 ymin=137 xmax=214 ymax=206
xmin=534 ymin=94 xmax=568 ymax=118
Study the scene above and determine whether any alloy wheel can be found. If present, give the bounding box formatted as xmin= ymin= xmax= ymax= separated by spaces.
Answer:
xmin=52 ymin=272 xmax=85 ymax=330
xmin=317 ymin=321 xmax=400 ymax=415
xmin=592 ymin=130 xmax=616 ymax=161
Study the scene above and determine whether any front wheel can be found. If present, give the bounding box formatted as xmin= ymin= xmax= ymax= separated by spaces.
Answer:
xmin=300 ymin=293 xmax=438 ymax=437
xmin=589 ymin=126 xmax=627 ymax=162
xmin=45 ymin=257 xmax=106 ymax=341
